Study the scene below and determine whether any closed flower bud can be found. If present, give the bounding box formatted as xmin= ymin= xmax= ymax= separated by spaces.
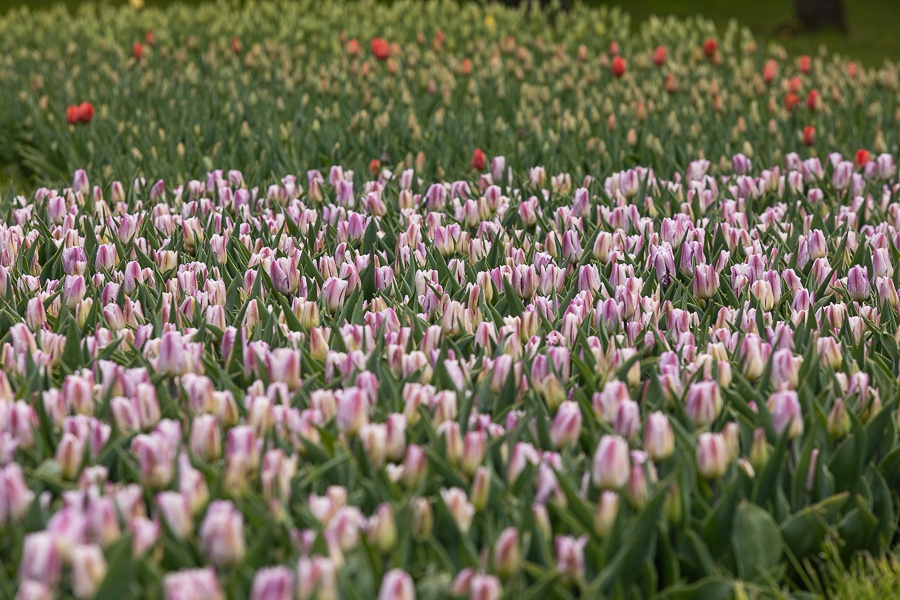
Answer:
xmin=470 ymin=574 xmax=503 ymax=600
xmin=366 ymin=503 xmax=397 ymax=554
xmin=594 ymin=491 xmax=619 ymax=537
xmin=555 ymin=535 xmax=587 ymax=581
xmin=378 ymin=570 xmax=415 ymax=600
xmin=815 ymin=336 xmax=842 ymax=369
xmin=643 ymin=411 xmax=674 ymax=461
xmin=684 ymin=380 xmax=722 ymax=427
xmin=749 ymin=428 xmax=770 ymax=471
xmin=492 ymin=528 xmax=520 ymax=579
xmin=591 ymin=435 xmax=630 ymax=490
xmin=250 ymin=567 xmax=294 ymax=600
xmin=827 ymin=398 xmax=850 ymax=439
xmin=767 ymin=390 xmax=804 ymax=440
xmin=550 ymin=401 xmax=582 ymax=449
xmin=470 ymin=465 xmax=491 ymax=512
xmin=410 ymin=497 xmax=433 ymax=541
xmin=199 ymin=501 xmax=245 ymax=568
xmin=696 ymin=432 xmax=728 ymax=479
xmin=71 ymin=544 xmax=107 ymax=599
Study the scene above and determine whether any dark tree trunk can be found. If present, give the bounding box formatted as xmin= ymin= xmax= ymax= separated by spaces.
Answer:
xmin=794 ymin=0 xmax=848 ymax=33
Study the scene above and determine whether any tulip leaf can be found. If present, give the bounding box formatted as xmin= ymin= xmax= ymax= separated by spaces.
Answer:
xmin=94 ymin=535 xmax=137 ymax=600
xmin=657 ymin=576 xmax=733 ymax=600
xmin=731 ymin=502 xmax=783 ymax=583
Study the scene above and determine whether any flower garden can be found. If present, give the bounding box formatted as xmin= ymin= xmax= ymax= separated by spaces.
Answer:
xmin=1 ymin=1 xmax=900 ymax=598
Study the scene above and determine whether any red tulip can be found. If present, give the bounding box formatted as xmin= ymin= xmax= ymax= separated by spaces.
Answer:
xmin=133 ymin=42 xmax=144 ymax=60
xmin=784 ymin=93 xmax=800 ymax=111
xmin=611 ymin=56 xmax=626 ymax=78
xmin=371 ymin=38 xmax=390 ymax=61
xmin=76 ymin=102 xmax=94 ymax=124
xmin=470 ymin=148 xmax=486 ymax=171
xmin=66 ymin=105 xmax=79 ymax=125
xmin=347 ymin=39 xmax=360 ymax=56
xmin=144 ymin=31 xmax=155 ymax=46
xmin=806 ymin=89 xmax=819 ymax=111
xmin=855 ymin=149 xmax=872 ymax=168
xmin=230 ymin=37 xmax=241 ymax=54
xmin=653 ymin=46 xmax=666 ymax=66
xmin=803 ymin=126 xmax=816 ymax=146
xmin=461 ymin=58 xmax=472 ymax=76
xmin=798 ymin=55 xmax=811 ymax=74
xmin=608 ymin=40 xmax=619 ymax=56
xmin=369 ymin=159 xmax=381 ymax=176
xmin=703 ymin=38 xmax=717 ymax=58
xmin=664 ymin=73 xmax=678 ymax=94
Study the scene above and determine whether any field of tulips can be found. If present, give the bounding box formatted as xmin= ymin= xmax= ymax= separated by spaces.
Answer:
xmin=2 ymin=0 xmax=900 ymax=599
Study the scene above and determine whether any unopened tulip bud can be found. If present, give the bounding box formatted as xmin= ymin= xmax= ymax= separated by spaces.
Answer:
xmin=643 ymin=411 xmax=674 ymax=461
xmin=815 ymin=336 xmax=842 ymax=369
xmin=71 ymin=544 xmax=107 ymax=599
xmin=492 ymin=527 xmax=520 ymax=579
xmin=377 ymin=570 xmax=415 ymax=600
xmin=158 ymin=492 xmax=193 ymax=540
xmin=555 ymin=535 xmax=587 ymax=582
xmin=199 ymin=501 xmax=246 ymax=568
xmin=663 ymin=483 xmax=683 ymax=526
xmin=56 ymin=432 xmax=85 ymax=480
xmin=550 ymin=401 xmax=582 ymax=449
xmin=749 ymin=428 xmax=770 ymax=471
xmin=470 ymin=574 xmax=503 ymax=600
xmin=693 ymin=264 xmax=719 ymax=300
xmin=366 ymin=503 xmax=397 ymax=554
xmin=591 ymin=435 xmax=630 ymax=490
xmin=402 ymin=444 xmax=428 ymax=487
xmin=250 ymin=567 xmax=294 ymax=600
xmin=696 ymin=432 xmax=728 ymax=479
xmin=847 ymin=265 xmax=870 ymax=302
xmin=411 ymin=497 xmax=433 ymax=541
xmin=470 ymin=465 xmax=491 ymax=512
xmin=594 ymin=491 xmax=619 ymax=537
xmin=767 ymin=390 xmax=804 ymax=440
xmin=19 ymin=532 xmax=61 ymax=586
xmin=684 ymin=381 xmax=722 ymax=427
xmin=827 ymin=398 xmax=850 ymax=439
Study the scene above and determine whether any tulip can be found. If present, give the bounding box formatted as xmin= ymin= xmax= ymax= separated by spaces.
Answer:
xmin=470 ymin=466 xmax=491 ymax=512
xmin=591 ymin=435 xmax=630 ymax=490
xmin=250 ymin=567 xmax=294 ymax=600
xmin=198 ymin=501 xmax=246 ymax=568
xmin=696 ymin=432 xmax=728 ymax=479
xmin=163 ymin=568 xmax=224 ymax=600
xmin=71 ymin=544 xmax=107 ymax=599
xmin=410 ymin=498 xmax=433 ymax=541
xmin=767 ymin=390 xmax=804 ymax=440
xmin=492 ymin=528 xmax=520 ymax=578
xmin=555 ymin=535 xmax=587 ymax=581
xmin=827 ymin=398 xmax=850 ymax=439
xmin=684 ymin=381 xmax=722 ymax=427
xmin=550 ymin=401 xmax=582 ymax=448
xmin=470 ymin=575 xmax=503 ymax=600
xmin=378 ymin=570 xmax=415 ymax=600
xmin=643 ymin=411 xmax=674 ymax=461
xmin=158 ymin=492 xmax=193 ymax=539
xmin=846 ymin=265 xmax=870 ymax=302
xmin=441 ymin=487 xmax=475 ymax=533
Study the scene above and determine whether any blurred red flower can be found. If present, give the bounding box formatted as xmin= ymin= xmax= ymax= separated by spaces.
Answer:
xmin=371 ymin=38 xmax=390 ymax=61
xmin=369 ymin=159 xmax=381 ymax=176
xmin=133 ymin=42 xmax=144 ymax=60
xmin=611 ymin=56 xmax=626 ymax=78
xmin=66 ymin=105 xmax=79 ymax=125
xmin=806 ymin=89 xmax=819 ymax=111
xmin=784 ymin=93 xmax=800 ymax=111
xmin=470 ymin=148 xmax=486 ymax=171
xmin=798 ymin=55 xmax=811 ymax=74
xmin=803 ymin=126 xmax=816 ymax=146
xmin=703 ymin=38 xmax=717 ymax=59
xmin=77 ymin=102 xmax=94 ymax=123
xmin=653 ymin=46 xmax=666 ymax=66
xmin=347 ymin=39 xmax=360 ymax=56
xmin=855 ymin=149 xmax=871 ymax=167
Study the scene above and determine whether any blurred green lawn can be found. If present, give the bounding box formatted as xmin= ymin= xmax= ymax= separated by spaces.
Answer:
xmin=1 ymin=0 xmax=897 ymax=65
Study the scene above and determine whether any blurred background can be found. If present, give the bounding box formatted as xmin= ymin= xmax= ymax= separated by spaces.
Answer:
xmin=1 ymin=0 xmax=898 ymax=66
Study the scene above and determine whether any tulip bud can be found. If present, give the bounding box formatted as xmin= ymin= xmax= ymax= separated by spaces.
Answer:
xmin=410 ymin=497 xmax=433 ymax=541
xmin=554 ymin=535 xmax=587 ymax=581
xmin=71 ymin=544 xmax=107 ymax=599
xmin=470 ymin=574 xmax=503 ymax=600
xmin=470 ymin=465 xmax=491 ymax=512
xmin=749 ymin=428 xmax=770 ymax=471
xmin=767 ymin=390 xmax=804 ymax=440
xmin=550 ymin=401 xmax=582 ymax=449
xmin=19 ymin=532 xmax=61 ymax=586
xmin=250 ymin=567 xmax=294 ymax=600
xmin=199 ymin=501 xmax=246 ymax=568
xmin=643 ymin=411 xmax=674 ymax=461
xmin=366 ymin=503 xmax=397 ymax=554
xmin=441 ymin=487 xmax=475 ymax=533
xmin=591 ymin=435 xmax=630 ymax=490
xmin=827 ymin=398 xmax=850 ymax=439
xmin=492 ymin=527 xmax=520 ymax=579
xmin=593 ymin=490 xmax=619 ymax=537
xmin=684 ymin=381 xmax=722 ymax=427
xmin=157 ymin=492 xmax=193 ymax=540
xmin=846 ymin=265 xmax=870 ymax=302
xmin=377 ymin=570 xmax=415 ymax=600
xmin=696 ymin=432 xmax=728 ymax=479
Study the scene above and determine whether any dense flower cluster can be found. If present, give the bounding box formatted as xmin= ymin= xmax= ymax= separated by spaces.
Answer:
xmin=1 ymin=153 xmax=899 ymax=597
xmin=1 ymin=0 xmax=899 ymax=185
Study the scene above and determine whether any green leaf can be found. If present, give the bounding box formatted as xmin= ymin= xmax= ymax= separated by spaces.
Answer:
xmin=731 ymin=502 xmax=783 ymax=583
